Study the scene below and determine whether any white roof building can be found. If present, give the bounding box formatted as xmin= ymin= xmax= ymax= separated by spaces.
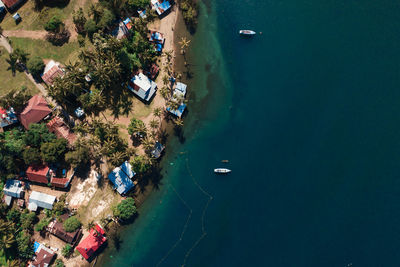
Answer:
xmin=3 ymin=179 xmax=23 ymax=198
xmin=127 ymin=73 xmax=157 ymax=102
xmin=28 ymin=191 xmax=56 ymax=211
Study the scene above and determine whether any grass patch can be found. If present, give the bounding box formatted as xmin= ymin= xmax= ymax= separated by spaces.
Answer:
xmin=0 ymin=47 xmax=38 ymax=96
xmin=9 ymin=37 xmax=80 ymax=64
xmin=0 ymin=0 xmax=77 ymax=31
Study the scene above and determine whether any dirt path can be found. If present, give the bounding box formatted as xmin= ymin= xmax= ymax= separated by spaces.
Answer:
xmin=3 ymin=30 xmax=48 ymax=39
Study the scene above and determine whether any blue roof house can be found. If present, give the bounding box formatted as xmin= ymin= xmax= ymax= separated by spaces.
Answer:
xmin=167 ymin=82 xmax=188 ymax=118
xmin=151 ymin=0 xmax=171 ymax=16
xmin=108 ymin=161 xmax=135 ymax=195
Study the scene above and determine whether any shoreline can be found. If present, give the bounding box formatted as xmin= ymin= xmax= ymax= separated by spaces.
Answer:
xmin=94 ymin=6 xmax=192 ymax=267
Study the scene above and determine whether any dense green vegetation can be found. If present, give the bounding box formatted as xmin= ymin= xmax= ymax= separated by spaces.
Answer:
xmin=63 ymin=216 xmax=81 ymax=232
xmin=61 ymin=244 xmax=73 ymax=257
xmin=0 ymin=123 xmax=70 ymax=178
xmin=112 ymin=197 xmax=137 ymax=221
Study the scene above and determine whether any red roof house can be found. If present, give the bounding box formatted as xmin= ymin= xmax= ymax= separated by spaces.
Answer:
xmin=50 ymin=177 xmax=70 ymax=188
xmin=2 ymin=0 xmax=24 ymax=10
xmin=42 ymin=60 xmax=65 ymax=86
xmin=26 ymin=165 xmax=50 ymax=184
xmin=47 ymin=116 xmax=76 ymax=144
xmin=19 ymin=95 xmax=51 ymax=129
xmin=76 ymin=224 xmax=107 ymax=260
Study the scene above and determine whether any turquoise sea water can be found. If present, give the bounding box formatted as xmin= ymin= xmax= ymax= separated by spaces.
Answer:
xmin=102 ymin=0 xmax=400 ymax=266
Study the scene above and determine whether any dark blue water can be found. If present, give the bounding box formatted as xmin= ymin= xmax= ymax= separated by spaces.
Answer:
xmin=102 ymin=0 xmax=400 ymax=266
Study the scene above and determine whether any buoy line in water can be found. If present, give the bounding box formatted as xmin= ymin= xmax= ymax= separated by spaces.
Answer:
xmin=156 ymin=155 xmax=214 ymax=267
xmin=156 ymin=183 xmax=193 ymax=267
xmin=181 ymin=157 xmax=213 ymax=267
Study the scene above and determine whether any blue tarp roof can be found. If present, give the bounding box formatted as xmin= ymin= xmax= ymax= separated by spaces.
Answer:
xmin=33 ymin=242 xmax=40 ymax=252
xmin=108 ymin=161 xmax=135 ymax=195
xmin=167 ymin=103 xmax=186 ymax=118
xmin=156 ymin=43 xmax=163 ymax=52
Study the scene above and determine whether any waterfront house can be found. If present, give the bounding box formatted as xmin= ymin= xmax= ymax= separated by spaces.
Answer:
xmin=29 ymin=242 xmax=56 ymax=267
xmin=151 ymin=141 xmax=165 ymax=159
xmin=0 ymin=107 xmax=18 ymax=131
xmin=19 ymin=95 xmax=52 ymax=129
xmin=3 ymin=179 xmax=23 ymax=198
xmin=167 ymin=82 xmax=188 ymax=118
xmin=28 ymin=191 xmax=56 ymax=211
xmin=150 ymin=0 xmax=171 ymax=16
xmin=41 ymin=60 xmax=65 ymax=86
xmin=47 ymin=116 xmax=76 ymax=144
xmin=127 ymin=72 xmax=157 ymax=102
xmin=76 ymin=224 xmax=107 ymax=260
xmin=108 ymin=161 xmax=135 ymax=195
xmin=47 ymin=213 xmax=83 ymax=245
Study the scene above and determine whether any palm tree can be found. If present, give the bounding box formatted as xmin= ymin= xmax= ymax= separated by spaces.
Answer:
xmin=153 ymin=107 xmax=162 ymax=122
xmin=159 ymin=86 xmax=170 ymax=100
xmin=0 ymin=233 xmax=16 ymax=250
xmin=162 ymin=75 xmax=170 ymax=86
xmin=142 ymin=137 xmax=154 ymax=151
xmin=149 ymin=119 xmax=159 ymax=133
xmin=14 ymin=48 xmax=29 ymax=66
xmin=86 ymin=220 xmax=95 ymax=231
xmin=174 ymin=117 xmax=184 ymax=127
xmin=179 ymin=37 xmax=191 ymax=55
xmin=89 ymin=4 xmax=103 ymax=23
xmin=7 ymin=259 xmax=20 ymax=267
xmin=6 ymin=53 xmax=18 ymax=76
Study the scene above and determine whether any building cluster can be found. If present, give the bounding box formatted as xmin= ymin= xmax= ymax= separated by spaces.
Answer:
xmin=0 ymin=0 xmax=190 ymax=264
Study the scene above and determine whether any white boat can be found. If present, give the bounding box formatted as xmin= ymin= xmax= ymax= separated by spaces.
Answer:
xmin=214 ymin=168 xmax=231 ymax=174
xmin=239 ymin=30 xmax=256 ymax=36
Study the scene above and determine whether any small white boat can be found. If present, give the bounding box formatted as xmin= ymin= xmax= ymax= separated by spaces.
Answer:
xmin=239 ymin=30 xmax=256 ymax=36
xmin=214 ymin=168 xmax=231 ymax=174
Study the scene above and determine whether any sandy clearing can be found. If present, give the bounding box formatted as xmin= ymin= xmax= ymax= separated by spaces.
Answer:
xmin=3 ymin=30 xmax=47 ymax=39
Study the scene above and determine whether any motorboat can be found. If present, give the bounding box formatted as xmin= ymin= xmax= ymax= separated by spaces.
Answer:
xmin=239 ymin=30 xmax=256 ymax=36
xmin=214 ymin=168 xmax=231 ymax=174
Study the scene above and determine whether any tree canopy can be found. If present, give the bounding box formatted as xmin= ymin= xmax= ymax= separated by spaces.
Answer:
xmin=63 ymin=216 xmax=81 ymax=232
xmin=112 ymin=197 xmax=137 ymax=221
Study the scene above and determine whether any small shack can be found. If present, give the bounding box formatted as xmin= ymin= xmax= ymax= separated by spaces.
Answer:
xmin=151 ymin=141 xmax=165 ymax=159
xmin=41 ymin=60 xmax=65 ymax=86
xmin=3 ymin=179 xmax=23 ymax=198
xmin=76 ymin=224 xmax=107 ymax=261
xmin=108 ymin=161 xmax=135 ymax=195
xmin=0 ymin=107 xmax=18 ymax=131
xmin=28 ymin=191 xmax=56 ymax=211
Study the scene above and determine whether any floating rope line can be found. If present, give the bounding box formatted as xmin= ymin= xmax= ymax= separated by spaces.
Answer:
xmin=156 ymin=183 xmax=193 ymax=267
xmin=181 ymin=157 xmax=213 ymax=267
xmin=156 ymin=155 xmax=214 ymax=267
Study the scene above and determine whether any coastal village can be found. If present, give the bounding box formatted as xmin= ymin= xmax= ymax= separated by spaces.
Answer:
xmin=0 ymin=0 xmax=197 ymax=265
